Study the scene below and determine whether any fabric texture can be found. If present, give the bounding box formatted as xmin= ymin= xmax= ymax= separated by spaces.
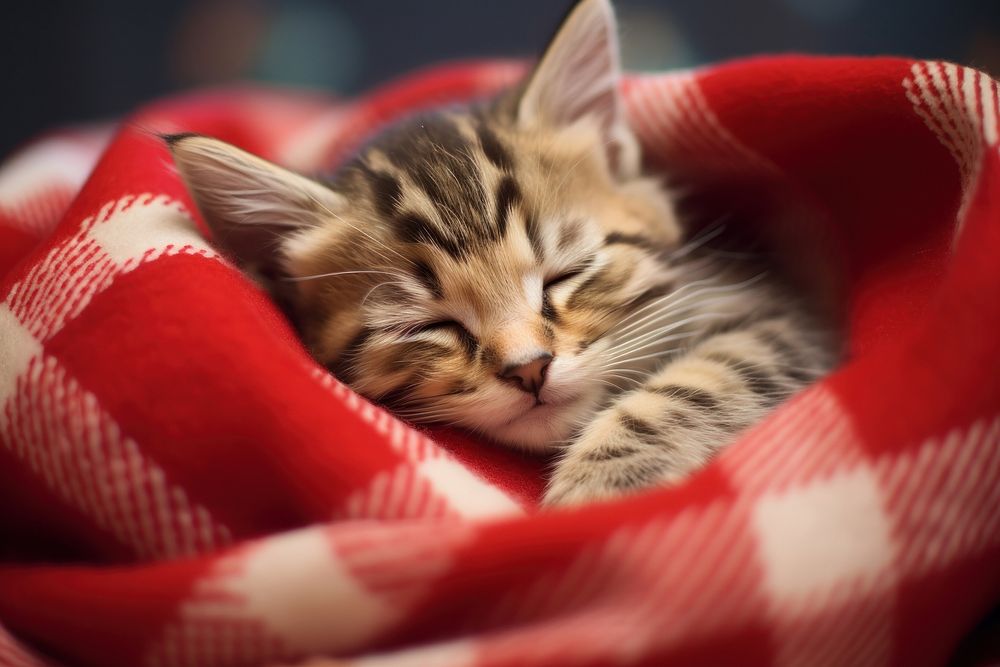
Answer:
xmin=0 ymin=57 xmax=998 ymax=667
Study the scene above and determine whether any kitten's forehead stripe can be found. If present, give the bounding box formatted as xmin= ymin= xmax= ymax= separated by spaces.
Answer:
xmin=412 ymin=260 xmax=443 ymax=298
xmin=494 ymin=176 xmax=521 ymax=241
xmin=396 ymin=212 xmax=463 ymax=259
xmin=477 ymin=122 xmax=514 ymax=171
xmin=365 ymin=167 xmax=403 ymax=217
xmin=354 ymin=112 xmax=537 ymax=255
xmin=381 ymin=116 xmax=487 ymax=233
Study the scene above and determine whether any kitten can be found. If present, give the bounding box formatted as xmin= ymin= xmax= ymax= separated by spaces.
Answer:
xmin=167 ymin=0 xmax=836 ymax=505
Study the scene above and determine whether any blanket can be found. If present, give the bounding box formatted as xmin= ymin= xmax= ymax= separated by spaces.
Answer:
xmin=0 ymin=56 xmax=998 ymax=667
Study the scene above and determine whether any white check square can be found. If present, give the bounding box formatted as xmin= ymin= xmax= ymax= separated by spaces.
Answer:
xmin=752 ymin=466 xmax=895 ymax=600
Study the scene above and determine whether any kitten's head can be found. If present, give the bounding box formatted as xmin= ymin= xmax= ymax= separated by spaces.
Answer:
xmin=169 ymin=0 xmax=683 ymax=451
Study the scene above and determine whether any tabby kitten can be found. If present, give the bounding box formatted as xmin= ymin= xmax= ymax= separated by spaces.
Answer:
xmin=167 ymin=0 xmax=835 ymax=505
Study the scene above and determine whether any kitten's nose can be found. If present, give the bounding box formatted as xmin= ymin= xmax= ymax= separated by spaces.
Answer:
xmin=500 ymin=353 xmax=553 ymax=396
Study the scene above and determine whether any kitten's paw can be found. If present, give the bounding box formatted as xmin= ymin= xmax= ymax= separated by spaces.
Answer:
xmin=542 ymin=464 xmax=624 ymax=507
xmin=542 ymin=453 xmax=684 ymax=506
xmin=542 ymin=409 xmax=684 ymax=507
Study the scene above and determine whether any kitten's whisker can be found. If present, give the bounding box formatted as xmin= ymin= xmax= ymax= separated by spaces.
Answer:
xmin=668 ymin=218 xmax=730 ymax=260
xmin=283 ymin=269 xmax=408 ymax=283
xmin=605 ymin=290 xmax=745 ymax=345
xmin=603 ymin=317 xmax=718 ymax=361
xmin=607 ymin=297 xmax=721 ymax=343
xmin=607 ymin=273 xmax=767 ymax=340
xmin=580 ymin=282 xmax=691 ymax=335
xmin=583 ymin=287 xmax=696 ymax=338
xmin=602 ymin=336 xmax=686 ymax=367
xmin=609 ymin=287 xmax=756 ymax=343
xmin=604 ymin=348 xmax=690 ymax=369
xmin=601 ymin=372 xmax=644 ymax=388
xmin=608 ymin=306 xmax=734 ymax=350
xmin=601 ymin=367 xmax=646 ymax=376
xmin=701 ymin=248 xmax=761 ymax=261
xmin=601 ymin=276 xmax=736 ymax=332
xmin=601 ymin=330 xmax=698 ymax=366
xmin=360 ymin=281 xmax=410 ymax=307
xmin=349 ymin=238 xmax=417 ymax=274
xmin=592 ymin=379 xmax=626 ymax=391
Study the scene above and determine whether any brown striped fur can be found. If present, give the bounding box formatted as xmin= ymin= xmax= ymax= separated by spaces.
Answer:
xmin=168 ymin=0 xmax=837 ymax=505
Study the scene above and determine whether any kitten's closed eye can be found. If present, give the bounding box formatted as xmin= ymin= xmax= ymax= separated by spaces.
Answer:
xmin=544 ymin=267 xmax=587 ymax=291
xmin=411 ymin=320 xmax=469 ymax=336
xmin=410 ymin=320 xmax=478 ymax=355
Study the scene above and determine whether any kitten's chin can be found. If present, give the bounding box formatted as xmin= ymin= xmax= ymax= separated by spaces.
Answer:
xmin=485 ymin=393 xmax=602 ymax=454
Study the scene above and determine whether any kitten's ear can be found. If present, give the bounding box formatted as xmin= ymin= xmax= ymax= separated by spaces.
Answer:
xmin=165 ymin=133 xmax=343 ymax=274
xmin=517 ymin=0 xmax=638 ymax=178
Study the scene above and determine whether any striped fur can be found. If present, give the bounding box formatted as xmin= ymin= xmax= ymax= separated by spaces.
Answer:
xmin=168 ymin=0 xmax=837 ymax=505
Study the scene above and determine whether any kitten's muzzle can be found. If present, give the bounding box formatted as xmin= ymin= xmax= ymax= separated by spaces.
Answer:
xmin=499 ymin=352 xmax=553 ymax=397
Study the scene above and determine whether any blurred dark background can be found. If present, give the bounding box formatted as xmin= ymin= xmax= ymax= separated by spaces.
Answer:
xmin=3 ymin=0 xmax=999 ymax=158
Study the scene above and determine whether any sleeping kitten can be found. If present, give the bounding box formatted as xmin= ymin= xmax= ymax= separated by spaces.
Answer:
xmin=167 ymin=0 xmax=836 ymax=505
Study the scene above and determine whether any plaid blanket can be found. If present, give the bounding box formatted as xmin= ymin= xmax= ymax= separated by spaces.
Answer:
xmin=1 ymin=56 xmax=998 ymax=667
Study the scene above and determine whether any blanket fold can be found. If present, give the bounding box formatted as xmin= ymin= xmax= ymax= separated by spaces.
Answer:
xmin=0 ymin=57 xmax=998 ymax=667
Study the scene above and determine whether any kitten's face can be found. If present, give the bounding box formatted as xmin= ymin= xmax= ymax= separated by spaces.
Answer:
xmin=283 ymin=113 xmax=680 ymax=449
xmin=169 ymin=0 xmax=681 ymax=451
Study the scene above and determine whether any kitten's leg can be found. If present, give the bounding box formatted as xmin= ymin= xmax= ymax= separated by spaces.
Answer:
xmin=544 ymin=317 xmax=831 ymax=506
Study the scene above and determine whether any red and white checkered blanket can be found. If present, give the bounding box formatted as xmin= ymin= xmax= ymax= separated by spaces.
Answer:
xmin=1 ymin=56 xmax=998 ymax=667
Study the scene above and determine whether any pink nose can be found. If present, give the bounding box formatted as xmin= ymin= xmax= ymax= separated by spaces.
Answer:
xmin=500 ymin=353 xmax=553 ymax=396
